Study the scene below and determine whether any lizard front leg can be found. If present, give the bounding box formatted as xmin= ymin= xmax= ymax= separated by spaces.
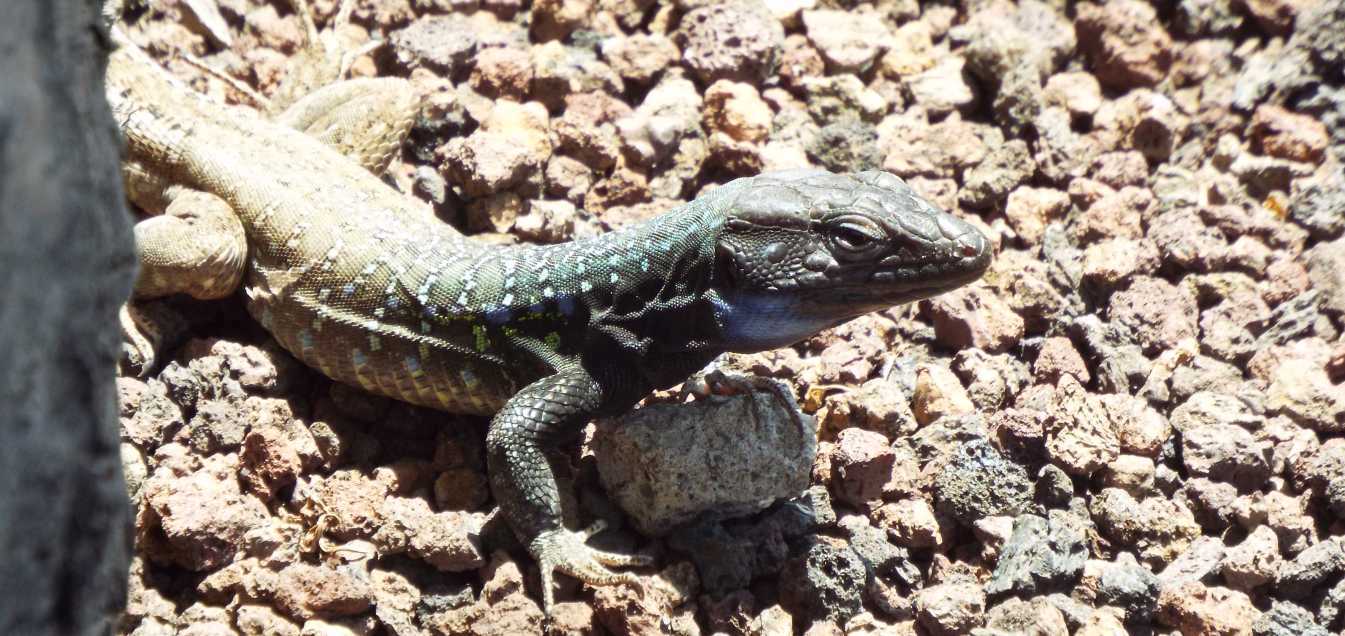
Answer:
xmin=485 ymin=366 xmax=652 ymax=610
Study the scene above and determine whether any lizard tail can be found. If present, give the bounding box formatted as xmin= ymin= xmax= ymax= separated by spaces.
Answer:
xmin=105 ymin=31 xmax=261 ymax=207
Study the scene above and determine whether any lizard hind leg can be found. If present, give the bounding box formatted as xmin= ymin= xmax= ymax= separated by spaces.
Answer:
xmin=275 ymin=77 xmax=420 ymax=176
xmin=131 ymin=186 xmax=247 ymax=301
xmin=268 ymin=0 xmax=363 ymax=115
xmin=121 ymin=186 xmax=247 ymax=375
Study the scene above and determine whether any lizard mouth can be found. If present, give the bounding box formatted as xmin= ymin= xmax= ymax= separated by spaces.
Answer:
xmin=867 ymin=226 xmax=992 ymax=289
xmin=729 ymin=247 xmax=990 ymax=299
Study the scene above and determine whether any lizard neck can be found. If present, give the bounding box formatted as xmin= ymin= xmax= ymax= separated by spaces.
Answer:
xmin=550 ymin=200 xmax=727 ymax=345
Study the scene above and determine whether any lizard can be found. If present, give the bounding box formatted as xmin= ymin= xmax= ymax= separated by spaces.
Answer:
xmin=105 ymin=28 xmax=993 ymax=610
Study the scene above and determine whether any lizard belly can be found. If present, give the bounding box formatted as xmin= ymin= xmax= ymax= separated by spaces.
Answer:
xmin=247 ymin=289 xmax=519 ymax=416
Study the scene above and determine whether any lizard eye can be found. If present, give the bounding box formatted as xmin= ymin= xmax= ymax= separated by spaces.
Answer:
xmin=828 ymin=219 xmax=883 ymax=254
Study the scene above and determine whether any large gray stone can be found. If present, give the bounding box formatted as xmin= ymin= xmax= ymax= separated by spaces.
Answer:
xmin=935 ymin=438 xmax=1033 ymax=525
xmin=985 ymin=511 xmax=1087 ymax=598
xmin=593 ymin=379 xmax=815 ymax=536
xmin=1253 ymin=601 xmax=1330 ymax=636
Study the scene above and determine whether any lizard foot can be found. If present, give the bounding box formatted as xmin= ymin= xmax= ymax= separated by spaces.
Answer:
xmin=689 ymin=369 xmax=787 ymax=397
xmin=529 ymin=520 xmax=653 ymax=610
xmin=120 ymin=304 xmax=161 ymax=376
xmin=119 ymin=302 xmax=188 ymax=376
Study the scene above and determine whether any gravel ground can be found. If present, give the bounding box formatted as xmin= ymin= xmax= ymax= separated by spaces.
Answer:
xmin=113 ymin=0 xmax=1345 ymax=634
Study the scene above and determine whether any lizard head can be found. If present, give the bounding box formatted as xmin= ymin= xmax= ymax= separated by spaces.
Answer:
xmin=706 ymin=170 xmax=992 ymax=352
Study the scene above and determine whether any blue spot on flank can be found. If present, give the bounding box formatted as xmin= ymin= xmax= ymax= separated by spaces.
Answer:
xmin=460 ymin=367 xmax=479 ymax=387
xmin=528 ymin=302 xmax=546 ymax=314
xmin=342 ymin=282 xmax=356 ymax=296
xmin=485 ymin=307 xmax=512 ymax=326
xmin=351 ymin=349 xmax=368 ymax=367
xmin=298 ymin=329 xmax=315 ymax=352
xmin=386 ymin=297 xmax=400 ymax=310
xmin=403 ymin=355 xmax=421 ymax=373
xmin=557 ymin=296 xmax=577 ymax=317
xmin=422 ymin=305 xmax=437 ymax=318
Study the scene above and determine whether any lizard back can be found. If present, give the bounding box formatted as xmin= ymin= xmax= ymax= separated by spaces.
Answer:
xmin=108 ymin=45 xmax=541 ymax=414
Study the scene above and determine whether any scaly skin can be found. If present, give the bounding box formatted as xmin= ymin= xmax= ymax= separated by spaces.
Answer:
xmin=107 ymin=33 xmax=992 ymax=610
xmin=119 ymin=0 xmax=417 ymax=371
xmin=121 ymin=0 xmax=414 ymax=308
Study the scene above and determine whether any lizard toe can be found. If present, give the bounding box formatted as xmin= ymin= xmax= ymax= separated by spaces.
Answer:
xmin=530 ymin=526 xmax=651 ymax=612
xmin=120 ymin=304 xmax=160 ymax=377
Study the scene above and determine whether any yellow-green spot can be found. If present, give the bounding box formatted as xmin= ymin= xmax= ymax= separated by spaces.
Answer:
xmin=518 ymin=310 xmax=561 ymax=322
xmin=544 ymin=332 xmax=561 ymax=349
xmin=473 ymin=324 xmax=490 ymax=352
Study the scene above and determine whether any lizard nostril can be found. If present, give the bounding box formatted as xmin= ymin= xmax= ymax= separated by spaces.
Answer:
xmin=935 ymin=213 xmax=973 ymax=242
xmin=954 ymin=228 xmax=989 ymax=265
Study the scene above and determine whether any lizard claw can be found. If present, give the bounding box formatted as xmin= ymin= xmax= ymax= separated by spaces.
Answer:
xmin=688 ymin=369 xmax=784 ymax=397
xmin=529 ymin=520 xmax=653 ymax=611
xmin=119 ymin=304 xmax=160 ymax=376
xmin=119 ymin=301 xmax=190 ymax=377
